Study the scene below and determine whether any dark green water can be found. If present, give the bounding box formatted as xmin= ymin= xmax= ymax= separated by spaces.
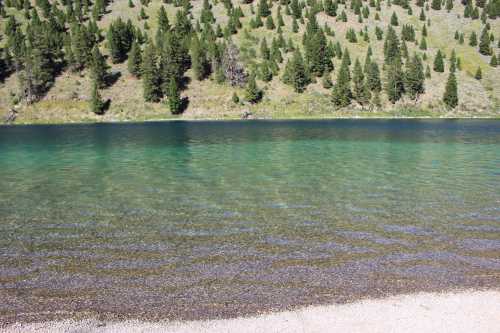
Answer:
xmin=0 ymin=120 xmax=499 ymax=322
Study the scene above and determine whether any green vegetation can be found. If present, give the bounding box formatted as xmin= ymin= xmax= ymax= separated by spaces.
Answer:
xmin=1 ymin=0 xmax=500 ymax=124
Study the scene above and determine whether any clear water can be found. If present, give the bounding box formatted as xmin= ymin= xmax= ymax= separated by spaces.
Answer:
xmin=0 ymin=120 xmax=499 ymax=322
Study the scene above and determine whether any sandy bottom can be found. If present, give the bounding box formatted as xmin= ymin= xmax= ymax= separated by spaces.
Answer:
xmin=3 ymin=290 xmax=500 ymax=333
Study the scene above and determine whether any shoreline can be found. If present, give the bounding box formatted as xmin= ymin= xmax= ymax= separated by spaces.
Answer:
xmin=3 ymin=114 xmax=500 ymax=126
xmin=3 ymin=290 xmax=500 ymax=333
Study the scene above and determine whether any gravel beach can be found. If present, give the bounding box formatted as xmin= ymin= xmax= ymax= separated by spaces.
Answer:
xmin=3 ymin=290 xmax=500 ymax=333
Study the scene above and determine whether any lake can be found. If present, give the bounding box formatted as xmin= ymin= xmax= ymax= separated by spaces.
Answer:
xmin=0 ymin=119 xmax=499 ymax=322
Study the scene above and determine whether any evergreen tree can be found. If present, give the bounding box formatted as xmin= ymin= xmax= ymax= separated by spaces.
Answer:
xmin=166 ymin=78 xmax=182 ymax=114
xmin=405 ymin=54 xmax=425 ymax=99
xmin=385 ymin=57 xmax=405 ymax=103
xmin=366 ymin=61 xmax=382 ymax=92
xmin=158 ymin=6 xmax=171 ymax=33
xmin=260 ymin=38 xmax=270 ymax=60
xmin=128 ymin=40 xmax=142 ymax=77
xmin=90 ymin=79 xmax=105 ymax=114
xmin=291 ymin=0 xmax=301 ymax=19
xmin=283 ymin=49 xmax=309 ymax=92
xmin=419 ymin=36 xmax=427 ymax=50
xmin=479 ymin=28 xmax=492 ymax=55
xmin=90 ymin=46 xmax=108 ymax=88
xmin=200 ymin=0 xmax=215 ymax=24
xmin=331 ymin=52 xmax=352 ymax=107
xmin=190 ymin=34 xmax=209 ymax=80
xmin=443 ymin=70 xmax=458 ymax=108
xmin=352 ymin=58 xmax=370 ymax=105
xmin=107 ymin=18 xmax=135 ymax=63
xmin=475 ymin=66 xmax=482 ymax=80
xmin=433 ymin=50 xmax=445 ymax=72
xmin=303 ymin=13 xmax=330 ymax=76
xmin=324 ymin=0 xmax=337 ymax=16
xmin=292 ymin=18 xmax=299 ymax=33
xmin=245 ymin=74 xmax=263 ymax=103
xmin=431 ymin=0 xmax=441 ymax=10
xmin=142 ymin=42 xmax=161 ymax=102
xmin=491 ymin=54 xmax=498 ymax=67
xmin=160 ymin=31 xmax=190 ymax=94
xmin=449 ymin=49 xmax=457 ymax=72
xmin=384 ymin=26 xmax=401 ymax=64
xmin=390 ymin=12 xmax=399 ymax=26
xmin=469 ymin=31 xmax=478 ymax=46
xmin=258 ymin=0 xmax=271 ymax=17
xmin=266 ymin=15 xmax=275 ymax=29
xmin=232 ymin=92 xmax=239 ymax=104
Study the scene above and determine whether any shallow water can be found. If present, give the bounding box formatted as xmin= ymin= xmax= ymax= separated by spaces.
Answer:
xmin=0 ymin=120 xmax=499 ymax=322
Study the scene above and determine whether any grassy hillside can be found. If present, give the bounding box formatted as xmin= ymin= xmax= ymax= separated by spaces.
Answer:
xmin=1 ymin=0 xmax=499 ymax=124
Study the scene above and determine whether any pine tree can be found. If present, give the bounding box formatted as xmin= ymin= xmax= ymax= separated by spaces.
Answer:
xmin=405 ymin=54 xmax=425 ymax=99
xmin=90 ymin=79 xmax=105 ymax=114
xmin=290 ymin=0 xmax=301 ymax=19
xmin=431 ymin=0 xmax=441 ymax=10
xmin=479 ymin=28 xmax=492 ymax=55
xmin=491 ymin=54 xmax=498 ymax=67
xmin=324 ymin=0 xmax=337 ymax=16
xmin=331 ymin=52 xmax=352 ymax=107
xmin=260 ymin=61 xmax=273 ymax=82
xmin=90 ymin=46 xmax=108 ymax=88
xmin=469 ymin=31 xmax=478 ymax=46
xmin=190 ymin=34 xmax=209 ymax=80
xmin=245 ymin=74 xmax=262 ymax=103
xmin=352 ymin=58 xmax=370 ymax=105
xmin=283 ymin=49 xmax=309 ymax=92
xmin=166 ymin=78 xmax=182 ymax=114
xmin=433 ymin=50 xmax=445 ymax=72
xmin=443 ymin=70 xmax=458 ymax=108
xmin=128 ymin=40 xmax=142 ymax=77
xmin=303 ymin=13 xmax=330 ymax=77
xmin=390 ymin=12 xmax=399 ymax=26
xmin=475 ymin=66 xmax=482 ymax=80
xmin=258 ymin=0 xmax=271 ymax=17
xmin=385 ymin=57 xmax=405 ymax=103
xmin=292 ymin=18 xmax=299 ymax=33
xmin=142 ymin=42 xmax=160 ymax=102
xmin=232 ymin=92 xmax=239 ymax=104
xmin=260 ymin=38 xmax=270 ymax=60
xmin=158 ymin=6 xmax=170 ymax=33
xmin=265 ymin=15 xmax=275 ymax=29
xmin=200 ymin=0 xmax=215 ymax=24
xmin=366 ymin=61 xmax=382 ymax=92
xmin=160 ymin=31 xmax=190 ymax=94
xmin=384 ymin=26 xmax=401 ymax=64
xmin=446 ymin=0 xmax=453 ymax=10
xmin=419 ymin=36 xmax=427 ymax=50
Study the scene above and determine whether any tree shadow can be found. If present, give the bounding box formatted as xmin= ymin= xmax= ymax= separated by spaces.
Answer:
xmin=103 ymin=99 xmax=111 ymax=112
xmin=179 ymin=97 xmax=189 ymax=114
xmin=179 ymin=76 xmax=191 ymax=91
xmin=105 ymin=71 xmax=121 ymax=88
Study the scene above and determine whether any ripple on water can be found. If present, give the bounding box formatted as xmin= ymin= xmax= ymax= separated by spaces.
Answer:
xmin=335 ymin=230 xmax=413 ymax=247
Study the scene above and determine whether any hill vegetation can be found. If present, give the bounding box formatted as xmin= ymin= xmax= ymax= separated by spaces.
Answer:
xmin=0 ymin=0 xmax=499 ymax=123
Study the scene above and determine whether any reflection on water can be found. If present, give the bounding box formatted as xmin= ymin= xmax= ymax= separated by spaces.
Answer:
xmin=0 ymin=120 xmax=499 ymax=321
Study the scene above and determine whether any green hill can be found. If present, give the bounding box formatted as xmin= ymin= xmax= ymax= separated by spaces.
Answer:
xmin=1 ymin=0 xmax=499 ymax=123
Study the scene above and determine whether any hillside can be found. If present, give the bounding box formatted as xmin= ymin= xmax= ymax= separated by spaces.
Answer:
xmin=0 ymin=0 xmax=500 ymax=124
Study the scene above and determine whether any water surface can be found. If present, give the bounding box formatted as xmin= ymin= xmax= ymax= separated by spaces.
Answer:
xmin=0 ymin=120 xmax=499 ymax=322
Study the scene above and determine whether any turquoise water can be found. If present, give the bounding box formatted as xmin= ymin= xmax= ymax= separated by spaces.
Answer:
xmin=0 ymin=120 xmax=499 ymax=321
